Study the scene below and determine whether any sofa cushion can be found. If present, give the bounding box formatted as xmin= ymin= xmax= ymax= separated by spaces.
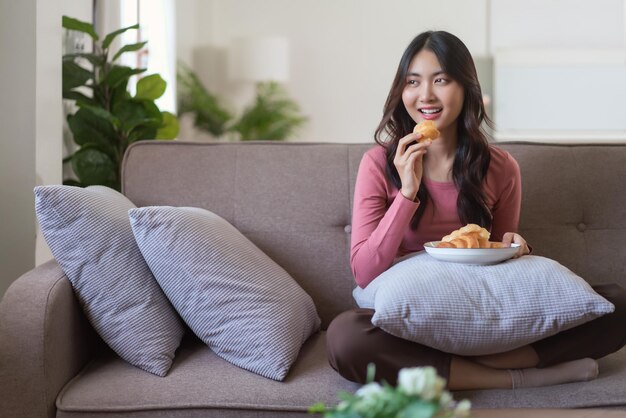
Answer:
xmin=354 ymin=253 xmax=614 ymax=355
xmin=55 ymin=332 xmax=358 ymax=417
xmin=128 ymin=206 xmax=321 ymax=381
xmin=54 ymin=335 xmax=626 ymax=417
xmin=34 ymin=185 xmax=185 ymax=376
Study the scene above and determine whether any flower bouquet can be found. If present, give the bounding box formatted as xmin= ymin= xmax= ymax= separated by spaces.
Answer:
xmin=310 ymin=365 xmax=471 ymax=418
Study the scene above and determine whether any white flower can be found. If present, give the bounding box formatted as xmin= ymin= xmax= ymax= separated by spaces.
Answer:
xmin=335 ymin=400 xmax=349 ymax=411
xmin=355 ymin=382 xmax=383 ymax=398
xmin=398 ymin=367 xmax=446 ymax=401
xmin=454 ymin=399 xmax=472 ymax=417
xmin=317 ymin=366 xmax=471 ymax=418
xmin=353 ymin=382 xmax=384 ymax=413
xmin=438 ymin=391 xmax=453 ymax=407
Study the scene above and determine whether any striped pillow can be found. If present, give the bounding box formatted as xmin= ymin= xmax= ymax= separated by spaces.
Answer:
xmin=129 ymin=206 xmax=321 ymax=381
xmin=34 ymin=186 xmax=185 ymax=376
xmin=353 ymin=252 xmax=614 ymax=355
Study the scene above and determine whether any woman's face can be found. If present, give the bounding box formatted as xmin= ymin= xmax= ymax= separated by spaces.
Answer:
xmin=402 ymin=49 xmax=464 ymax=138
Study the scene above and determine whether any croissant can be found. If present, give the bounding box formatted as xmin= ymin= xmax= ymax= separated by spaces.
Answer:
xmin=449 ymin=234 xmax=479 ymax=248
xmin=413 ymin=120 xmax=440 ymax=142
xmin=436 ymin=224 xmax=503 ymax=249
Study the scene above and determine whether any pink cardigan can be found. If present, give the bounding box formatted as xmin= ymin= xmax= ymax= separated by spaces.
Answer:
xmin=351 ymin=145 xmax=522 ymax=288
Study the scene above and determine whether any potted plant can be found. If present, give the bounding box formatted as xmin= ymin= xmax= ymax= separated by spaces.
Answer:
xmin=177 ymin=63 xmax=307 ymax=141
xmin=177 ymin=62 xmax=233 ymax=138
xmin=310 ymin=365 xmax=472 ymax=418
xmin=231 ymin=81 xmax=308 ymax=141
xmin=62 ymin=16 xmax=179 ymax=190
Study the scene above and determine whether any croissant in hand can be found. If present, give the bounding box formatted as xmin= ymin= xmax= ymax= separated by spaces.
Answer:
xmin=413 ymin=120 xmax=440 ymax=142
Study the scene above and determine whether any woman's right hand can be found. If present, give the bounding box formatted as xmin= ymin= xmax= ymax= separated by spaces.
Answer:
xmin=393 ymin=132 xmax=432 ymax=200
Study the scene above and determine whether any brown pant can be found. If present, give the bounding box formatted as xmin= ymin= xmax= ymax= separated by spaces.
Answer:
xmin=326 ymin=283 xmax=626 ymax=386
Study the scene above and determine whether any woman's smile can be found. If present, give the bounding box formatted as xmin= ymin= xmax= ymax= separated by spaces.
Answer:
xmin=418 ymin=106 xmax=443 ymax=120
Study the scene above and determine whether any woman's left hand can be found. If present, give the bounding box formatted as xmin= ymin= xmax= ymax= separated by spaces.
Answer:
xmin=502 ymin=232 xmax=530 ymax=258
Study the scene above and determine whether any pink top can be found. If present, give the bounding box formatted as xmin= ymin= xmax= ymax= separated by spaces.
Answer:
xmin=351 ymin=144 xmax=522 ymax=288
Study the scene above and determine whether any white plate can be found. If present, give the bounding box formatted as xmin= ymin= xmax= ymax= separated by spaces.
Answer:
xmin=423 ymin=242 xmax=520 ymax=265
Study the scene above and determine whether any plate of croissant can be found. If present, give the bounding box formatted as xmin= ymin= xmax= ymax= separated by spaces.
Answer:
xmin=424 ymin=224 xmax=520 ymax=265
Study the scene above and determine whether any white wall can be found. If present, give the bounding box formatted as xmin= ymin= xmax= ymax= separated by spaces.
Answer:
xmin=176 ymin=0 xmax=626 ymax=143
xmin=490 ymin=0 xmax=625 ymax=51
xmin=34 ymin=0 xmax=64 ymax=267
xmin=0 ymin=0 xmax=37 ymax=298
xmin=0 ymin=0 xmax=90 ymax=298
xmin=490 ymin=0 xmax=626 ymax=140
xmin=37 ymin=0 xmax=92 ymax=268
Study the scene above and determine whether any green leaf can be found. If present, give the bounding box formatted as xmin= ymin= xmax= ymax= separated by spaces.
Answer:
xmin=62 ymin=16 xmax=99 ymax=41
xmin=63 ymin=52 xmax=105 ymax=68
xmin=78 ymin=105 xmax=121 ymax=128
xmin=102 ymin=23 xmax=139 ymax=49
xmin=140 ymin=100 xmax=163 ymax=120
xmin=62 ymin=60 xmax=92 ymax=94
xmin=91 ymin=83 xmax=104 ymax=105
xmin=103 ymin=65 xmax=146 ymax=89
xmin=112 ymin=41 xmax=148 ymax=62
xmin=177 ymin=63 xmax=232 ymax=136
xmin=110 ymin=80 xmax=131 ymax=108
xmin=62 ymin=178 xmax=83 ymax=187
xmin=66 ymin=108 xmax=118 ymax=156
xmin=397 ymin=401 xmax=439 ymax=418
xmin=231 ymin=81 xmax=307 ymax=140
xmin=71 ymin=145 xmax=117 ymax=188
xmin=128 ymin=126 xmax=158 ymax=143
xmin=63 ymin=91 xmax=96 ymax=107
xmin=135 ymin=74 xmax=166 ymax=100
xmin=308 ymin=402 xmax=328 ymax=413
xmin=113 ymin=101 xmax=160 ymax=133
xmin=155 ymin=112 xmax=179 ymax=139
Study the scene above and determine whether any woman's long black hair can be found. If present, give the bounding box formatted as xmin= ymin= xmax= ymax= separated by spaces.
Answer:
xmin=374 ymin=30 xmax=493 ymax=230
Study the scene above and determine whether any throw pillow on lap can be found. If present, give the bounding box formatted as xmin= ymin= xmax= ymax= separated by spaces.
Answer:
xmin=353 ymin=252 xmax=614 ymax=355
xmin=129 ymin=206 xmax=321 ymax=381
xmin=34 ymin=185 xmax=185 ymax=376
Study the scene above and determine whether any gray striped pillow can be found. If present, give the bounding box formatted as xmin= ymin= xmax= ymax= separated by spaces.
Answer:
xmin=353 ymin=252 xmax=615 ymax=355
xmin=129 ymin=206 xmax=321 ymax=381
xmin=34 ymin=185 xmax=185 ymax=376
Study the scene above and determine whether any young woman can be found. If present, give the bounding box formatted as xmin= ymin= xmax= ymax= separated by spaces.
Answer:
xmin=326 ymin=30 xmax=626 ymax=390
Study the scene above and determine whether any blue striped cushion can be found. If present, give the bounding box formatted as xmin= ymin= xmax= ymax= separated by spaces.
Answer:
xmin=353 ymin=252 xmax=615 ymax=355
xmin=129 ymin=206 xmax=321 ymax=381
xmin=34 ymin=185 xmax=185 ymax=376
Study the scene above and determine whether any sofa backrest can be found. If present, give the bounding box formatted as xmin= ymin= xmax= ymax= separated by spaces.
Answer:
xmin=123 ymin=141 xmax=626 ymax=327
xmin=498 ymin=142 xmax=626 ymax=289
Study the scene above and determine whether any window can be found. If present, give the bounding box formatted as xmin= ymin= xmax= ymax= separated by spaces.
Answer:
xmin=119 ymin=0 xmax=176 ymax=113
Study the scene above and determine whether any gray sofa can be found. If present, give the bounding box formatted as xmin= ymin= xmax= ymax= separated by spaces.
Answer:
xmin=1 ymin=140 xmax=626 ymax=417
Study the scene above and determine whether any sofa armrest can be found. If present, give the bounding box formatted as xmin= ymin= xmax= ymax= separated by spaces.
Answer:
xmin=0 ymin=260 xmax=100 ymax=418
